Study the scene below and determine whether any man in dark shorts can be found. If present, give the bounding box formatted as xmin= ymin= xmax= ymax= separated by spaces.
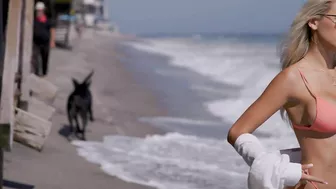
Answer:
xmin=33 ymin=1 xmax=55 ymax=77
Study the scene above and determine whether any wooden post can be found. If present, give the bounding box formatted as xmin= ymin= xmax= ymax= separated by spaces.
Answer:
xmin=0 ymin=0 xmax=4 ymax=72
xmin=0 ymin=0 xmax=3 ymax=188
xmin=20 ymin=0 xmax=34 ymax=109
xmin=0 ymin=0 xmax=23 ymax=150
xmin=0 ymin=0 xmax=23 ymax=188
xmin=0 ymin=149 xmax=3 ymax=189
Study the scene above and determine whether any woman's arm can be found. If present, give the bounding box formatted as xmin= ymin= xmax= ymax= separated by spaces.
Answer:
xmin=48 ymin=18 xmax=56 ymax=48
xmin=226 ymin=68 xmax=327 ymax=188
xmin=50 ymin=28 xmax=55 ymax=48
xmin=227 ymin=69 xmax=295 ymax=145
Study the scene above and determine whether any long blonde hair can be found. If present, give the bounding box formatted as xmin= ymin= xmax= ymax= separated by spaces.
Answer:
xmin=279 ymin=0 xmax=332 ymax=120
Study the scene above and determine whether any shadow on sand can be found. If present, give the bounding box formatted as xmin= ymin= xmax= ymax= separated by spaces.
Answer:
xmin=58 ymin=124 xmax=85 ymax=141
xmin=3 ymin=179 xmax=35 ymax=189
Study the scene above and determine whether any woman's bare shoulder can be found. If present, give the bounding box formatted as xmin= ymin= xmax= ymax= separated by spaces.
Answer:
xmin=275 ymin=61 xmax=316 ymax=103
xmin=270 ymin=65 xmax=302 ymax=96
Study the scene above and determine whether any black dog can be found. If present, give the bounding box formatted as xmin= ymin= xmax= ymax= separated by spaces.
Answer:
xmin=67 ymin=70 xmax=94 ymax=140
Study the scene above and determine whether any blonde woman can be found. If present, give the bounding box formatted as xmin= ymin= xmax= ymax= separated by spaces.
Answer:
xmin=227 ymin=0 xmax=336 ymax=189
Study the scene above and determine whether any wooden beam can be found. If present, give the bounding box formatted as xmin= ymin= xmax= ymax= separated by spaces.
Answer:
xmin=14 ymin=108 xmax=52 ymax=151
xmin=28 ymin=97 xmax=55 ymax=121
xmin=27 ymin=74 xmax=58 ymax=102
xmin=20 ymin=0 xmax=34 ymax=103
xmin=0 ymin=0 xmax=23 ymax=150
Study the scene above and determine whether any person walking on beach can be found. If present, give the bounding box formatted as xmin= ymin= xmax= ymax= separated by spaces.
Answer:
xmin=227 ymin=0 xmax=336 ymax=188
xmin=33 ymin=1 xmax=56 ymax=77
xmin=74 ymin=12 xmax=85 ymax=38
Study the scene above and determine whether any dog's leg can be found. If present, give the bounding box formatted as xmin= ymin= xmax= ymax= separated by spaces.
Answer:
xmin=74 ymin=115 xmax=81 ymax=134
xmin=87 ymin=92 xmax=94 ymax=122
xmin=67 ymin=109 xmax=74 ymax=134
xmin=80 ymin=111 xmax=88 ymax=141
xmin=89 ymin=101 xmax=94 ymax=122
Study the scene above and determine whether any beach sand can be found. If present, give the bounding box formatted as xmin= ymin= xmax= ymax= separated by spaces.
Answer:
xmin=3 ymin=31 xmax=166 ymax=189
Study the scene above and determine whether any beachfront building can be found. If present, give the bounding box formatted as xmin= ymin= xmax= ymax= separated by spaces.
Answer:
xmin=95 ymin=0 xmax=109 ymax=21
xmin=95 ymin=0 xmax=120 ymax=32
xmin=79 ymin=0 xmax=109 ymax=28
xmin=72 ymin=0 xmax=118 ymax=31
xmin=81 ymin=0 xmax=95 ymax=27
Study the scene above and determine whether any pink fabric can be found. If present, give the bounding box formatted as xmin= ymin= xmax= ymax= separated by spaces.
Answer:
xmin=293 ymin=68 xmax=336 ymax=133
xmin=37 ymin=14 xmax=47 ymax=23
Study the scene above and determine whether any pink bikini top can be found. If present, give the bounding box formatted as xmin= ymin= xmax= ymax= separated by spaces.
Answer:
xmin=293 ymin=68 xmax=336 ymax=133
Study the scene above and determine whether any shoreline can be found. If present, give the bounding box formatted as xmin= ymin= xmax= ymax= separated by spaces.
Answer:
xmin=3 ymin=32 xmax=166 ymax=189
xmin=117 ymin=41 xmax=238 ymax=138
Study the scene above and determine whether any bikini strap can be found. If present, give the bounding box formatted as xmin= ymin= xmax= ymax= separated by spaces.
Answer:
xmin=297 ymin=68 xmax=316 ymax=98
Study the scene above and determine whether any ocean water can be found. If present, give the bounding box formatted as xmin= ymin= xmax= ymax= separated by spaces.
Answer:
xmin=72 ymin=34 xmax=299 ymax=189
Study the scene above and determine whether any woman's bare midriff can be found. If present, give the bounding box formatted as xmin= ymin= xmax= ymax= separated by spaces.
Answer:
xmin=289 ymin=129 xmax=336 ymax=189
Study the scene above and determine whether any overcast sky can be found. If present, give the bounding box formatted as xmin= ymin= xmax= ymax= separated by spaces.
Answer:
xmin=108 ymin=1 xmax=304 ymax=35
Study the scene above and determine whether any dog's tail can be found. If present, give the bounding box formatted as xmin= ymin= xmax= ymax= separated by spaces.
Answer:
xmin=83 ymin=69 xmax=94 ymax=84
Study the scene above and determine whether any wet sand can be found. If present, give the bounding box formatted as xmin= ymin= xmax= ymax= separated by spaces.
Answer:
xmin=3 ymin=31 xmax=166 ymax=189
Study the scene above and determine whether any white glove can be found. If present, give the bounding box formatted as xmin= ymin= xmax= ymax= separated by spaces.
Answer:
xmin=233 ymin=133 xmax=302 ymax=189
